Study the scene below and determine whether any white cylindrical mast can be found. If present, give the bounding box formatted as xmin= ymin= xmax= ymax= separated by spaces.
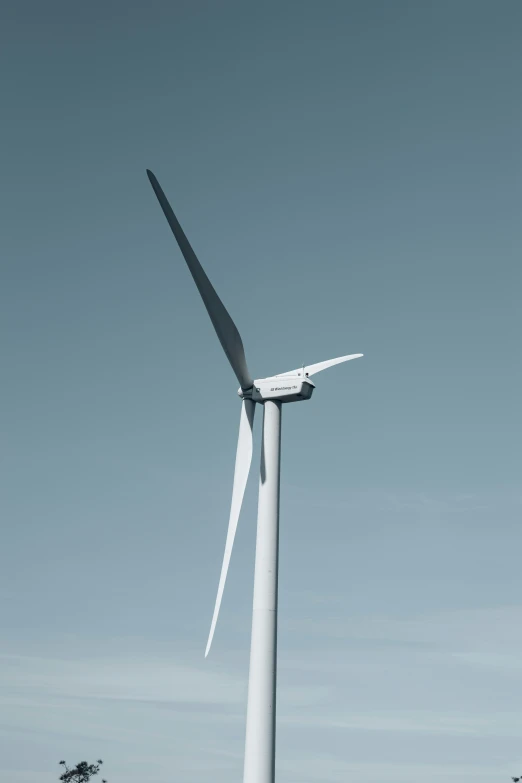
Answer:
xmin=243 ymin=400 xmax=282 ymax=783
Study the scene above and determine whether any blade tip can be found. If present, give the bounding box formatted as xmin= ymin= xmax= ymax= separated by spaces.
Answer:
xmin=204 ymin=631 xmax=214 ymax=658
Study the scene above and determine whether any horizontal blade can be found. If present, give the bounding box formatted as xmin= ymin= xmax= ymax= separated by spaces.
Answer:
xmin=205 ymin=399 xmax=255 ymax=657
xmin=275 ymin=353 xmax=363 ymax=378
xmin=147 ymin=170 xmax=254 ymax=390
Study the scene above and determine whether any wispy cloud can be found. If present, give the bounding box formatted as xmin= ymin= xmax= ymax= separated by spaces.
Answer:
xmin=283 ymin=604 xmax=522 ymax=654
xmin=280 ymin=709 xmax=522 ymax=738
xmin=0 ymin=652 xmax=245 ymax=705
xmin=286 ymin=485 xmax=522 ymax=516
xmin=276 ymin=756 xmax=510 ymax=783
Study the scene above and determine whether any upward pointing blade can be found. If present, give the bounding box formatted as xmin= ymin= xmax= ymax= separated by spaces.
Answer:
xmin=147 ymin=170 xmax=254 ymax=390
xmin=205 ymin=398 xmax=255 ymax=657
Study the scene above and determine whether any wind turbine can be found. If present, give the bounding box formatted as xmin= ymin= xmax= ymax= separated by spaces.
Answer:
xmin=146 ymin=170 xmax=362 ymax=783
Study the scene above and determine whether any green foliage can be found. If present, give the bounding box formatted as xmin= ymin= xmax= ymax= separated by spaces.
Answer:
xmin=58 ymin=759 xmax=107 ymax=783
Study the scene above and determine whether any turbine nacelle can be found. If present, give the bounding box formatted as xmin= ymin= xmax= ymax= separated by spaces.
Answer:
xmin=237 ymin=351 xmax=365 ymax=405
xmin=240 ymin=375 xmax=315 ymax=404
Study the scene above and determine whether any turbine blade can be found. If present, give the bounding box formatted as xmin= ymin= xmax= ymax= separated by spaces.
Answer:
xmin=205 ymin=399 xmax=255 ymax=657
xmin=146 ymin=170 xmax=253 ymax=390
xmin=275 ymin=353 xmax=363 ymax=378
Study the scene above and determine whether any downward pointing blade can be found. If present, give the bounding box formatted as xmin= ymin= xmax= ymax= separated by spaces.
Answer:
xmin=205 ymin=398 xmax=255 ymax=657
xmin=146 ymin=170 xmax=254 ymax=390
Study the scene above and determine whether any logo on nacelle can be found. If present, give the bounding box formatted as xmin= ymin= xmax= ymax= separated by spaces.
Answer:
xmin=270 ymin=386 xmax=297 ymax=392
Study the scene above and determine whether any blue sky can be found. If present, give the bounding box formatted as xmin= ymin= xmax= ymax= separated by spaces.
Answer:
xmin=1 ymin=1 xmax=521 ymax=781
